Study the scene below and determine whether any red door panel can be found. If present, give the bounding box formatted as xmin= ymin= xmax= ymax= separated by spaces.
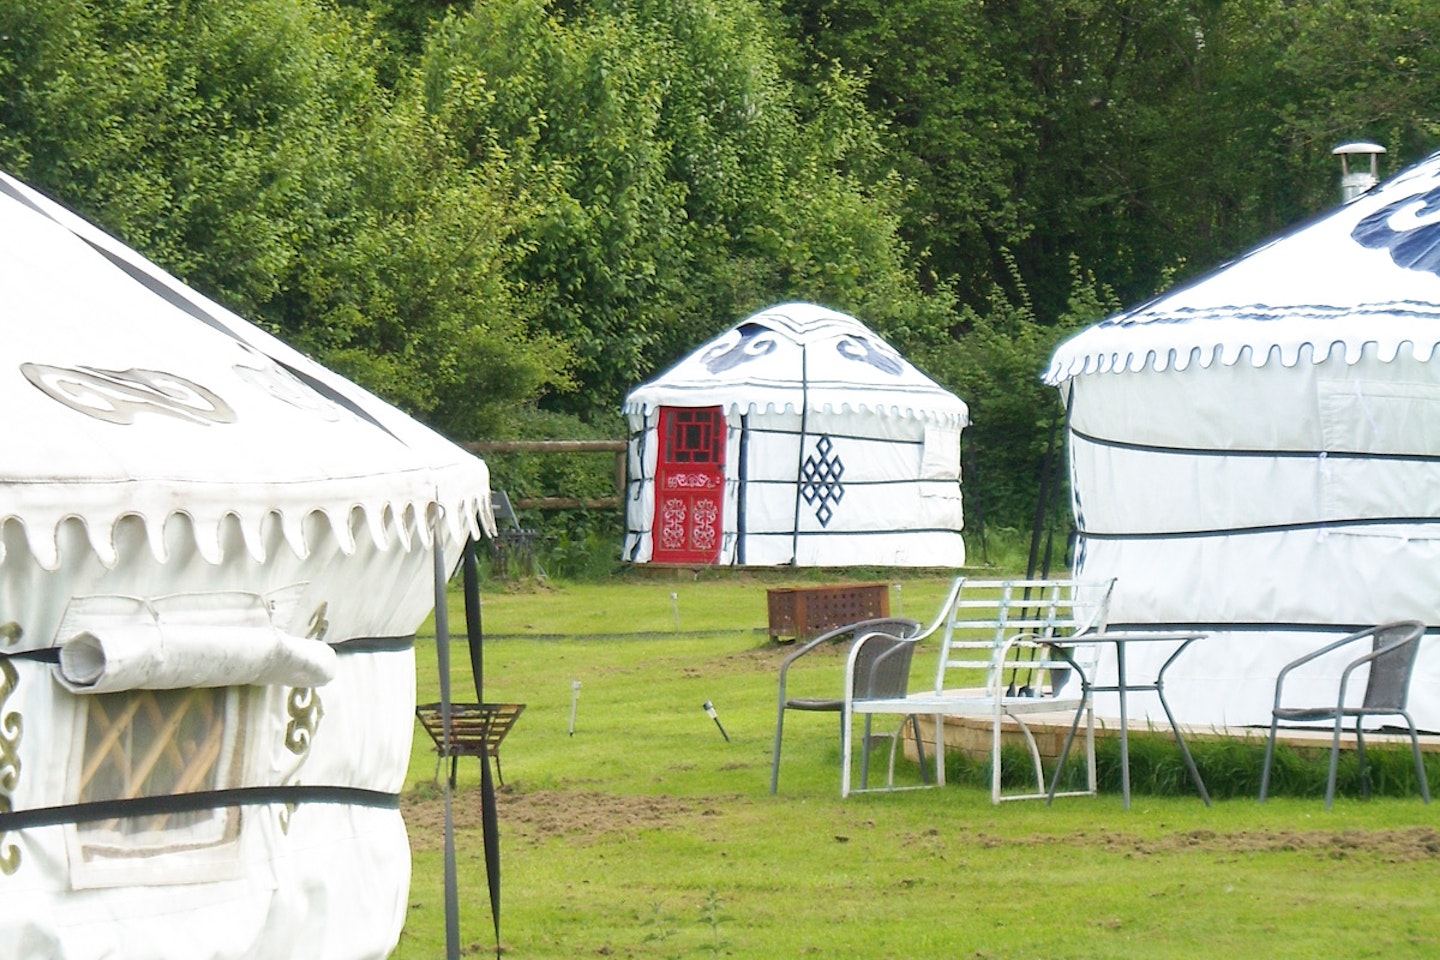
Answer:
xmin=652 ymin=407 xmax=725 ymax=564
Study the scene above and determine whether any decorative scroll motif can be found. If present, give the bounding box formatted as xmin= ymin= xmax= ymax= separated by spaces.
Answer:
xmin=659 ymin=497 xmax=688 ymax=550
xmin=233 ymin=349 xmax=342 ymax=421
xmin=800 ymin=435 xmax=846 ymax=527
xmin=0 ymin=658 xmax=20 ymax=875
xmin=284 ymin=604 xmax=329 ymax=757
xmin=689 ymin=499 xmax=719 ymax=552
xmin=284 ymin=687 xmax=323 ymax=756
xmin=307 ymin=602 xmax=331 ymax=643
xmin=663 ymin=472 xmax=721 ymax=490
xmin=1353 ymin=183 xmax=1440 ymax=276
xmin=701 ymin=323 xmax=778 ymax=373
xmin=20 ymin=364 xmax=236 ymax=426
xmin=835 ymin=335 xmax=903 ymax=376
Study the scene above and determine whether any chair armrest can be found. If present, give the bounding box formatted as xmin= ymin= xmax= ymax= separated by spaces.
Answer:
xmin=909 ymin=576 xmax=967 ymax=644
xmin=780 ymin=616 xmax=920 ymax=666
xmin=777 ymin=617 xmax=921 ymax=704
xmin=1272 ymin=627 xmax=1375 ymax=707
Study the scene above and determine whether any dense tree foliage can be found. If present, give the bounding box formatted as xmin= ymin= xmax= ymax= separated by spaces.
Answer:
xmin=2 ymin=0 xmax=1438 ymax=539
xmin=0 ymin=0 xmax=569 ymax=439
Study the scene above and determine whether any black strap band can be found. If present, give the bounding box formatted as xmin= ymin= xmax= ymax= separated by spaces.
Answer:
xmin=332 ymin=635 xmax=415 ymax=653
xmin=0 ymin=648 xmax=59 ymax=663
xmin=1078 ymin=516 xmax=1440 ymax=541
xmin=1070 ymin=424 xmax=1440 ymax=464
xmin=0 ymin=785 xmax=398 ymax=832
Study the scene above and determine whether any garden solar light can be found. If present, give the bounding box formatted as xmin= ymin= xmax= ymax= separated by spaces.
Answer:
xmin=703 ymin=700 xmax=730 ymax=741
xmin=568 ymin=680 xmax=582 ymax=736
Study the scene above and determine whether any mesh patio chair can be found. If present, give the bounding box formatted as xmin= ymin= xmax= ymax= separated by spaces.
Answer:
xmin=770 ymin=616 xmax=923 ymax=794
xmin=1259 ymin=620 xmax=1431 ymax=810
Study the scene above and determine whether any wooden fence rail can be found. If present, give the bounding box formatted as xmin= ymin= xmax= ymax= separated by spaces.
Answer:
xmin=463 ymin=440 xmax=626 ymax=511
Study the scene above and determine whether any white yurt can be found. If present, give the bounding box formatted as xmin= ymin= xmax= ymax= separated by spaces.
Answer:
xmin=0 ymin=170 xmax=493 ymax=958
xmin=1045 ymin=149 xmax=1440 ymax=730
xmin=623 ymin=302 xmax=968 ymax=567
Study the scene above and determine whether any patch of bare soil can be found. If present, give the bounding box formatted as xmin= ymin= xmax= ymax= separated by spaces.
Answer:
xmin=956 ymin=826 xmax=1440 ymax=862
xmin=402 ymin=788 xmax=720 ymax=851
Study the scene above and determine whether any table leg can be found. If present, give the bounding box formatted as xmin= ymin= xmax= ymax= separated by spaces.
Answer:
xmin=1157 ymin=641 xmax=1211 ymax=806
xmin=1046 ymin=700 xmax=1088 ymax=805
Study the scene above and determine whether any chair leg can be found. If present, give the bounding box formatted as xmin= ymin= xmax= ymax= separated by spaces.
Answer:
xmin=1259 ymin=717 xmax=1279 ymax=802
xmin=990 ymin=707 xmax=1003 ymax=804
xmin=840 ymin=708 xmax=854 ymax=798
xmin=882 ymin=719 xmax=905 ymax=789
xmin=1085 ymin=702 xmax=1097 ymax=796
xmin=769 ymin=706 xmax=786 ymax=795
xmin=933 ymin=714 xmax=947 ymax=787
xmin=1404 ymin=713 xmax=1431 ymax=804
xmin=1325 ymin=714 xmax=1344 ymax=811
xmin=1355 ymin=722 xmax=1369 ymax=801
xmin=910 ymin=715 xmax=930 ymax=785
xmin=1013 ymin=716 xmax=1045 ymax=797
xmin=860 ymin=716 xmax=873 ymax=790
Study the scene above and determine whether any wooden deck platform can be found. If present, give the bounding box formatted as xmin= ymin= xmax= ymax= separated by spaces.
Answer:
xmin=904 ymin=711 xmax=1440 ymax=764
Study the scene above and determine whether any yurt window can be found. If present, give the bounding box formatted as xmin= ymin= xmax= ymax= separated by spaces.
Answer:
xmin=663 ymin=407 xmax=725 ymax=464
xmin=67 ymin=686 xmax=246 ymax=884
xmin=920 ymin=422 xmax=962 ymax=482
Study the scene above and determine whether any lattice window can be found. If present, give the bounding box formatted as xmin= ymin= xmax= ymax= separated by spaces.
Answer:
xmin=71 ymin=687 xmax=245 ymax=864
xmin=664 ymin=407 xmax=724 ymax=464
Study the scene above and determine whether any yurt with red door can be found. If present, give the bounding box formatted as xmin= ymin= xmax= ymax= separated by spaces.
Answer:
xmin=622 ymin=302 xmax=968 ymax=567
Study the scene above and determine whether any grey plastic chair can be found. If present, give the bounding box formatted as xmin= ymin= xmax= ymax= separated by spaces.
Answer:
xmin=770 ymin=616 xmax=923 ymax=794
xmin=1259 ymin=620 xmax=1431 ymax=810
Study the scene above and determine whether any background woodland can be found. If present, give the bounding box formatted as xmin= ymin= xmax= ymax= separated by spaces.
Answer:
xmin=3 ymin=0 xmax=1435 ymax=550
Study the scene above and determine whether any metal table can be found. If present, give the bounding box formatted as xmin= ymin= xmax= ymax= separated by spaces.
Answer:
xmin=1048 ymin=631 xmax=1211 ymax=810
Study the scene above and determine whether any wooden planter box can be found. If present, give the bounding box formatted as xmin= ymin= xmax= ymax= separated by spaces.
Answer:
xmin=766 ymin=582 xmax=890 ymax=641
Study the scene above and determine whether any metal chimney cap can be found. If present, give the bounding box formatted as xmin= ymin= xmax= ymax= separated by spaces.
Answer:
xmin=1333 ymin=142 xmax=1386 ymax=203
xmin=1332 ymin=142 xmax=1387 ymax=156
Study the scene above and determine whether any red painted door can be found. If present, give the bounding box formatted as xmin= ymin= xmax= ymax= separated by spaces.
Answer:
xmin=652 ymin=406 xmax=726 ymax=564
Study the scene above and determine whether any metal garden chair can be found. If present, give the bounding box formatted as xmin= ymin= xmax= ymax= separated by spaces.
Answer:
xmin=1259 ymin=620 xmax=1431 ymax=810
xmin=770 ymin=616 xmax=923 ymax=794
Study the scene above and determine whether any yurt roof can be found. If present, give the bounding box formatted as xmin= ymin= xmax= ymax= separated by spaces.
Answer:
xmin=0 ymin=170 xmax=494 ymax=570
xmin=1045 ymin=150 xmax=1440 ymax=386
xmin=623 ymin=301 xmax=968 ymax=423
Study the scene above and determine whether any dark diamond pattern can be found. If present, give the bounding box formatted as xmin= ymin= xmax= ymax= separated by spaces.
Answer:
xmin=800 ymin=435 xmax=845 ymax=527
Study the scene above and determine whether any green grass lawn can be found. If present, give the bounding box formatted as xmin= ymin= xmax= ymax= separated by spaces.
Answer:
xmin=393 ymin=573 xmax=1440 ymax=959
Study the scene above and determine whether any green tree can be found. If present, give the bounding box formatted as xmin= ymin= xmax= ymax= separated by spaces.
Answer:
xmin=0 ymin=0 xmax=572 ymax=438
xmin=422 ymin=0 xmax=952 ymax=415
